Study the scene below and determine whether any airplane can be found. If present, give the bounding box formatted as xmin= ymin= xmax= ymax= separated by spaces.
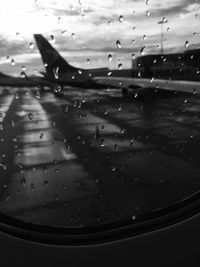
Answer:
xmin=34 ymin=34 xmax=200 ymax=97
xmin=34 ymin=34 xmax=133 ymax=92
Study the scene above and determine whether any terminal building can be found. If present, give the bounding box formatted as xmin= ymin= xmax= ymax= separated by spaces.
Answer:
xmin=132 ymin=49 xmax=200 ymax=81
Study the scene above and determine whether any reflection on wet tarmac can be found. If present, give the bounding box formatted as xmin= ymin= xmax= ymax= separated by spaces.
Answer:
xmin=0 ymin=86 xmax=200 ymax=227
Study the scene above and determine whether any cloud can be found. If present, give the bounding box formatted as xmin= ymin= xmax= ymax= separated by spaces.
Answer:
xmin=0 ymin=0 xmax=200 ymax=74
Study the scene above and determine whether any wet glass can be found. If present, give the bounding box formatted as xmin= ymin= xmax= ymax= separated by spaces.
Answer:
xmin=0 ymin=0 xmax=200 ymax=236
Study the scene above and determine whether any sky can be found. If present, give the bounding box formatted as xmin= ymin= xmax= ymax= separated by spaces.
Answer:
xmin=0 ymin=0 xmax=200 ymax=75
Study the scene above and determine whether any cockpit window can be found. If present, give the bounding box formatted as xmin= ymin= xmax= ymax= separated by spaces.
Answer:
xmin=0 ymin=0 xmax=200 ymax=244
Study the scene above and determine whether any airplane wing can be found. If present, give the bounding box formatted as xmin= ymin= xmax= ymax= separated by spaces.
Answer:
xmin=93 ymin=76 xmax=200 ymax=95
xmin=0 ymin=72 xmax=52 ymax=88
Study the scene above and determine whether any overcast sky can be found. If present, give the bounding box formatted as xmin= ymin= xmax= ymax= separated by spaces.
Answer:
xmin=0 ymin=0 xmax=200 ymax=75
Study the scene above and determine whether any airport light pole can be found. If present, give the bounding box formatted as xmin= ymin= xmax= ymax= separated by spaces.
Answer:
xmin=158 ymin=17 xmax=168 ymax=55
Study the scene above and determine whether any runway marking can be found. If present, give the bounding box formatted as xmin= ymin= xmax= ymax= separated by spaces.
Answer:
xmin=1 ymin=88 xmax=98 ymax=216
xmin=0 ymin=94 xmax=15 ymax=123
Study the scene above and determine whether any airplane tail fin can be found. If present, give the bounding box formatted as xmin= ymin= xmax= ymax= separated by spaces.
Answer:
xmin=34 ymin=34 xmax=78 ymax=76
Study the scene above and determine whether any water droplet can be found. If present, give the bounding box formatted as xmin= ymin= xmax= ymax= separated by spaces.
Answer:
xmin=20 ymin=71 xmax=26 ymax=79
xmin=146 ymin=10 xmax=150 ymax=16
xmin=119 ymin=15 xmax=124 ymax=23
xmin=100 ymin=139 xmax=105 ymax=147
xmin=11 ymin=59 xmax=15 ymax=65
xmin=35 ymin=91 xmax=40 ymax=99
xmin=132 ymin=53 xmax=136 ymax=59
xmin=39 ymin=133 xmax=44 ymax=139
xmin=28 ymin=113 xmax=33 ymax=120
xmin=146 ymin=0 xmax=149 ymax=5
xmin=114 ymin=144 xmax=118 ymax=151
xmin=140 ymin=46 xmax=145 ymax=56
xmin=121 ymin=128 xmax=126 ymax=134
xmin=53 ymin=67 xmax=59 ymax=79
xmin=61 ymin=30 xmax=67 ymax=36
xmin=143 ymin=35 xmax=147 ymax=41
xmin=162 ymin=17 xmax=168 ymax=23
xmin=150 ymin=77 xmax=154 ymax=83
xmin=116 ymin=40 xmax=122 ymax=49
xmin=50 ymin=35 xmax=55 ymax=43
xmin=54 ymin=85 xmax=62 ymax=93
xmin=0 ymin=162 xmax=6 ymax=169
xmin=185 ymin=41 xmax=189 ymax=48
xmin=111 ymin=166 xmax=116 ymax=172
xmin=108 ymin=20 xmax=112 ymax=26
xmin=108 ymin=54 xmax=112 ymax=62
xmin=130 ymin=139 xmax=134 ymax=147
xmin=193 ymin=89 xmax=197 ymax=94
xmin=118 ymin=63 xmax=123 ymax=70
xmin=104 ymin=109 xmax=109 ymax=115
xmin=29 ymin=42 xmax=34 ymax=49
xmin=71 ymin=33 xmax=76 ymax=39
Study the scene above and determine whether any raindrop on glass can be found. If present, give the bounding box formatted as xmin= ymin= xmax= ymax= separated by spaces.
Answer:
xmin=50 ymin=35 xmax=55 ymax=43
xmin=100 ymin=139 xmax=105 ymax=147
xmin=146 ymin=10 xmax=150 ymax=16
xmin=116 ymin=40 xmax=121 ymax=48
xmin=61 ymin=30 xmax=67 ymax=36
xmin=140 ymin=46 xmax=146 ymax=56
xmin=118 ymin=63 xmax=123 ymax=70
xmin=11 ymin=59 xmax=15 ymax=66
xmin=28 ymin=113 xmax=33 ymax=120
xmin=71 ymin=33 xmax=76 ymax=39
xmin=185 ymin=41 xmax=189 ymax=48
xmin=150 ymin=77 xmax=155 ymax=83
xmin=53 ymin=67 xmax=59 ymax=79
xmin=108 ymin=54 xmax=113 ymax=62
xmin=119 ymin=15 xmax=124 ymax=23
xmin=29 ymin=42 xmax=34 ymax=49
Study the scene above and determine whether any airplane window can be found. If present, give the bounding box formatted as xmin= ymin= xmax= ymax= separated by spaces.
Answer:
xmin=0 ymin=0 xmax=200 ymax=244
